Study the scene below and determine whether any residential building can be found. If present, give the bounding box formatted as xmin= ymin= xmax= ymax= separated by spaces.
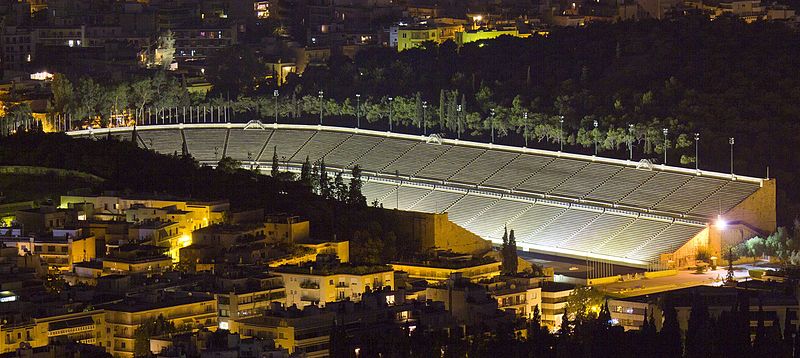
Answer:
xmin=540 ymin=281 xmax=576 ymax=330
xmin=390 ymin=254 xmax=501 ymax=283
xmin=103 ymin=292 xmax=217 ymax=358
xmin=235 ymin=304 xmax=334 ymax=357
xmin=0 ymin=228 xmax=96 ymax=271
xmin=102 ymin=244 xmax=173 ymax=274
xmin=395 ymin=22 xmax=464 ymax=51
xmin=275 ymin=261 xmax=394 ymax=308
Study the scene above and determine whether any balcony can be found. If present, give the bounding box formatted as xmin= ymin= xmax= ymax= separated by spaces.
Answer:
xmin=299 ymin=280 xmax=319 ymax=289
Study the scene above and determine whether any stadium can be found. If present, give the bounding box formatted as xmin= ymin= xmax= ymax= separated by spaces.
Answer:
xmin=68 ymin=122 xmax=776 ymax=268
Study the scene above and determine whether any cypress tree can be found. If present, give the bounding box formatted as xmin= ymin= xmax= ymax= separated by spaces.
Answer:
xmin=319 ymin=158 xmax=330 ymax=199
xmin=438 ymin=89 xmax=446 ymax=130
xmin=347 ymin=165 xmax=366 ymax=206
xmin=271 ymin=146 xmax=279 ymax=177
xmin=501 ymin=227 xmax=510 ymax=275
xmin=686 ymin=294 xmax=712 ymax=358
xmin=507 ymin=229 xmax=519 ymax=274
xmin=300 ymin=156 xmax=312 ymax=186
xmin=659 ymin=299 xmax=682 ymax=357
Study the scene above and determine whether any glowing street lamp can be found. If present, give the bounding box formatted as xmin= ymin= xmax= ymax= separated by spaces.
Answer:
xmin=456 ymin=104 xmax=462 ymax=139
xmin=715 ymin=215 xmax=728 ymax=230
xmin=559 ymin=116 xmax=564 ymax=152
xmin=273 ymin=89 xmax=279 ymax=124
xmin=422 ymin=101 xmax=428 ymax=135
xmin=729 ymin=137 xmax=735 ymax=175
xmin=593 ymin=119 xmax=599 ymax=156
xmin=490 ymin=109 xmax=496 ymax=144
xmin=628 ymin=124 xmax=634 ymax=160
xmin=694 ymin=132 xmax=700 ymax=170
xmin=318 ymin=90 xmax=324 ymax=125
xmin=388 ymin=97 xmax=394 ymax=132
xmin=523 ymin=112 xmax=529 ymax=147
xmin=355 ymin=93 xmax=361 ymax=128
xmin=662 ymin=128 xmax=668 ymax=165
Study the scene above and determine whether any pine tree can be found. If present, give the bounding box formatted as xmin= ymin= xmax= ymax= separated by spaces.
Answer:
xmin=507 ymin=229 xmax=519 ymax=274
xmin=319 ymin=158 xmax=330 ymax=199
xmin=659 ymin=300 xmax=682 ymax=357
xmin=300 ymin=156 xmax=312 ymax=186
xmin=686 ymin=294 xmax=712 ymax=358
xmin=334 ymin=171 xmax=347 ymax=202
xmin=310 ymin=162 xmax=320 ymax=194
xmin=271 ymin=146 xmax=279 ymax=177
xmin=559 ymin=307 xmax=572 ymax=337
xmin=347 ymin=165 xmax=366 ymax=206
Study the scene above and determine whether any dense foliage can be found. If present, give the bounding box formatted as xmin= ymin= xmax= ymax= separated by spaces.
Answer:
xmin=0 ymin=132 xmax=420 ymax=264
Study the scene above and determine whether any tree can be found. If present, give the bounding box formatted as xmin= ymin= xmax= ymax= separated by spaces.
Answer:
xmin=300 ymin=156 xmax=312 ymax=187
xmin=347 ymin=165 xmax=366 ymax=206
xmin=271 ymin=146 xmax=279 ymax=177
xmin=565 ymin=286 xmax=605 ymax=322
xmin=507 ymin=229 xmax=518 ymax=274
xmin=133 ymin=314 xmax=176 ymax=357
xmin=217 ymin=156 xmax=241 ymax=174
xmin=685 ymin=294 xmax=712 ymax=358
xmin=319 ymin=158 xmax=330 ymax=199
xmin=334 ymin=171 xmax=347 ymax=202
xmin=659 ymin=300 xmax=682 ymax=358
xmin=501 ymin=227 xmax=510 ymax=274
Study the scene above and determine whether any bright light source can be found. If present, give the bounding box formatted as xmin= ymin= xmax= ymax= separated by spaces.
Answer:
xmin=473 ymin=15 xmax=483 ymax=22
xmin=715 ymin=215 xmax=727 ymax=229
xmin=219 ymin=321 xmax=229 ymax=330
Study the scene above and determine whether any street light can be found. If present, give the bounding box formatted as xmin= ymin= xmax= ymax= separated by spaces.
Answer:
xmin=422 ymin=101 xmax=428 ymax=135
xmin=662 ymin=128 xmax=668 ymax=165
xmin=694 ymin=132 xmax=700 ymax=170
xmin=355 ymin=94 xmax=361 ymax=128
xmin=729 ymin=137 xmax=735 ymax=175
xmin=523 ymin=112 xmax=528 ymax=147
xmin=273 ymin=89 xmax=279 ymax=124
xmin=388 ymin=97 xmax=394 ymax=132
xmin=318 ymin=90 xmax=324 ymax=125
xmin=628 ymin=124 xmax=634 ymax=160
xmin=490 ymin=109 xmax=496 ymax=144
xmin=559 ymin=116 xmax=564 ymax=152
xmin=456 ymin=104 xmax=462 ymax=139
xmin=593 ymin=119 xmax=598 ymax=156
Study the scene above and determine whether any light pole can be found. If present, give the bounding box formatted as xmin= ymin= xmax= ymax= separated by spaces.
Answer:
xmin=355 ymin=94 xmax=361 ymax=128
xmin=388 ymin=97 xmax=393 ymax=132
xmin=318 ymin=90 xmax=324 ymax=125
xmin=273 ymin=89 xmax=279 ymax=124
xmin=729 ymin=137 xmax=735 ymax=175
xmin=523 ymin=112 xmax=528 ymax=147
xmin=490 ymin=109 xmax=496 ymax=144
xmin=593 ymin=119 xmax=598 ymax=156
xmin=694 ymin=132 xmax=700 ymax=170
xmin=559 ymin=116 xmax=564 ymax=152
xmin=457 ymin=104 xmax=462 ymax=139
xmin=628 ymin=124 xmax=634 ymax=160
xmin=422 ymin=101 xmax=428 ymax=135
xmin=662 ymin=128 xmax=668 ymax=165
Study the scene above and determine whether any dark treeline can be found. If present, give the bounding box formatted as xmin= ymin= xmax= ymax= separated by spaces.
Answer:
xmin=284 ymin=16 xmax=800 ymax=225
xmin=0 ymin=132 xmax=413 ymax=264
xmin=330 ymin=290 xmax=798 ymax=358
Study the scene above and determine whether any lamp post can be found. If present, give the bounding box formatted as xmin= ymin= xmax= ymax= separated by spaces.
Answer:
xmin=523 ymin=112 xmax=528 ymax=147
xmin=628 ymin=124 xmax=634 ymax=160
xmin=318 ymin=90 xmax=324 ymax=125
xmin=662 ymin=128 xmax=668 ymax=165
xmin=422 ymin=101 xmax=428 ymax=135
xmin=559 ymin=115 xmax=564 ymax=152
xmin=729 ymin=137 xmax=735 ymax=175
xmin=593 ymin=119 xmax=599 ymax=156
xmin=355 ymin=94 xmax=361 ymax=128
xmin=490 ymin=109 xmax=496 ymax=144
xmin=694 ymin=132 xmax=700 ymax=170
xmin=273 ymin=89 xmax=279 ymax=124
xmin=388 ymin=97 xmax=393 ymax=132
xmin=457 ymin=104 xmax=462 ymax=139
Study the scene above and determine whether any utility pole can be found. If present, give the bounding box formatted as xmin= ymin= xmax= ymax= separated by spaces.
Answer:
xmin=523 ymin=112 xmax=528 ymax=147
xmin=388 ymin=97 xmax=393 ymax=132
xmin=273 ymin=89 xmax=279 ymax=124
xmin=355 ymin=94 xmax=361 ymax=128
xmin=559 ymin=116 xmax=564 ymax=152
xmin=729 ymin=137 xmax=735 ymax=175
xmin=628 ymin=124 xmax=634 ymax=160
xmin=593 ymin=119 xmax=599 ymax=155
xmin=694 ymin=132 xmax=700 ymax=170
xmin=318 ymin=90 xmax=324 ymax=125
xmin=662 ymin=128 xmax=668 ymax=165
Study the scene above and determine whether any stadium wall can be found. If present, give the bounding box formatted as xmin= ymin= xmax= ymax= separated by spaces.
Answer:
xmin=723 ymin=179 xmax=777 ymax=235
xmin=389 ymin=211 xmax=491 ymax=256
